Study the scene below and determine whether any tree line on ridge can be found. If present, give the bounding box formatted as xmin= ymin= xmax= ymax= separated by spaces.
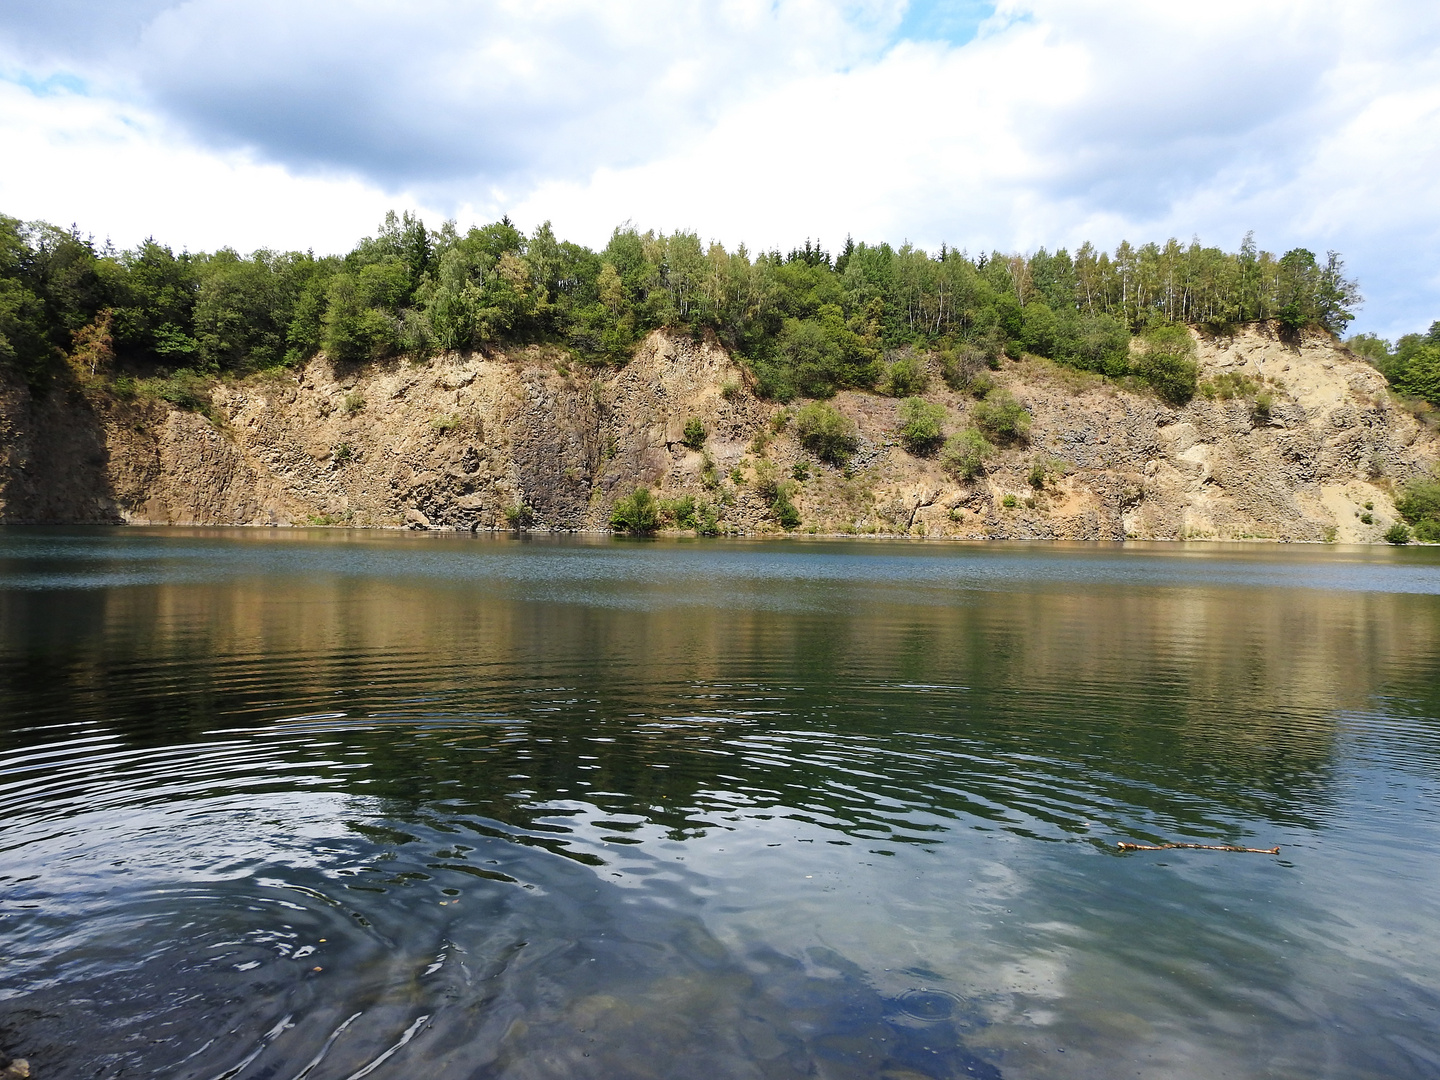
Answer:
xmin=0 ymin=208 xmax=1416 ymax=411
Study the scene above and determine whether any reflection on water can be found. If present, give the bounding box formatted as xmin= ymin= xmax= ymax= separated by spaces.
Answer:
xmin=2 ymin=530 xmax=1440 ymax=1079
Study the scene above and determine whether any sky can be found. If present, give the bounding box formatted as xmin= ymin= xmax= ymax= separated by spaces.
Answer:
xmin=1 ymin=0 xmax=1438 ymax=339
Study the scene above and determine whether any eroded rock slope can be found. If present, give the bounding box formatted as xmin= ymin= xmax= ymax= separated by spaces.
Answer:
xmin=0 ymin=324 xmax=1434 ymax=542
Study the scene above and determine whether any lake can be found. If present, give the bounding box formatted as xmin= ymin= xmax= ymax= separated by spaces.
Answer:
xmin=2 ymin=529 xmax=1440 ymax=1079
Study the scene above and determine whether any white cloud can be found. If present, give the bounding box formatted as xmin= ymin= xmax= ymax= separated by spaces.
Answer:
xmin=515 ymin=0 xmax=1440 ymax=338
xmin=7 ymin=0 xmax=905 ymax=190
xmin=0 ymin=79 xmax=413 ymax=255
xmin=3 ymin=0 xmax=1440 ymax=336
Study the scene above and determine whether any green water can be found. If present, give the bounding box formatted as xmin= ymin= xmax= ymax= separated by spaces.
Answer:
xmin=2 ymin=530 xmax=1440 ymax=1079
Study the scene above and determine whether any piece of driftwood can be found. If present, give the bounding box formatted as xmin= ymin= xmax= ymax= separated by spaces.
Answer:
xmin=1117 ymin=841 xmax=1279 ymax=854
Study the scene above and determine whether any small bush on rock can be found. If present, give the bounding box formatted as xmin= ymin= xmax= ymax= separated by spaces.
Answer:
xmin=972 ymin=390 xmax=1030 ymax=443
xmin=664 ymin=494 xmax=698 ymax=529
xmin=897 ymin=397 xmax=946 ymax=455
xmin=611 ymin=486 xmax=661 ymax=534
xmin=1385 ymin=522 xmax=1412 ymax=545
xmin=771 ymin=480 xmax=801 ymax=530
xmin=795 ymin=401 xmax=858 ymax=465
xmin=682 ymin=417 xmax=706 ymax=450
xmin=695 ymin=501 xmax=721 ymax=536
xmin=883 ymin=354 xmax=929 ymax=397
xmin=940 ymin=428 xmax=993 ymax=481
xmin=1136 ymin=326 xmax=1199 ymax=406
xmin=1396 ymin=476 xmax=1440 ymax=542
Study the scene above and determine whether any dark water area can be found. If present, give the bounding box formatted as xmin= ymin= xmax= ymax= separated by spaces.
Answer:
xmin=3 ymin=529 xmax=1440 ymax=1079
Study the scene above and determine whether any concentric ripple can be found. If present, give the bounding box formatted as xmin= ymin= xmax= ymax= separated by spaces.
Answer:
xmin=2 ymin=530 xmax=1440 ymax=1079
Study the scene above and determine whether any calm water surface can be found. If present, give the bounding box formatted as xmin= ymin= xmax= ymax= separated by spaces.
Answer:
xmin=2 ymin=529 xmax=1440 ymax=1079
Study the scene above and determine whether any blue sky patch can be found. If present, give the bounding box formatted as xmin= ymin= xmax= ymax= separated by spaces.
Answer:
xmin=894 ymin=0 xmax=997 ymax=47
xmin=8 ymin=70 xmax=88 ymax=97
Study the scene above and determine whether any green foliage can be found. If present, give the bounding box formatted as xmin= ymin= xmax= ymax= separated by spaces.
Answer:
xmin=333 ymin=442 xmax=354 ymax=465
xmin=1353 ymin=322 xmax=1440 ymax=404
xmin=759 ymin=303 xmax=879 ymax=400
xmin=939 ymin=345 xmax=984 ymax=391
xmin=1051 ymin=312 xmax=1132 ymax=376
xmin=896 ymin=397 xmax=945 ymax=455
xmin=971 ymin=390 xmax=1030 ymax=442
xmin=1198 ymin=371 xmax=1260 ymax=400
xmin=1001 ymin=493 xmax=1019 ymax=509
xmin=695 ymin=501 xmax=721 ymax=536
xmin=1136 ymin=325 xmax=1198 ymax=405
xmin=323 ymin=271 xmax=398 ymax=363
xmin=343 ymin=391 xmax=366 ymax=414
xmin=663 ymin=494 xmax=698 ymax=529
xmin=504 ymin=502 xmax=534 ymax=529
xmin=1029 ymin=455 xmax=1065 ymax=490
xmin=883 ymin=354 xmax=928 ymax=397
xmin=772 ymin=482 xmax=801 ymax=529
xmin=1252 ymin=390 xmax=1274 ymax=422
xmin=150 ymin=368 xmax=212 ymax=412
xmin=1393 ymin=343 xmax=1440 ymax=406
xmin=940 ymin=428 xmax=993 ymax=480
xmin=794 ymin=401 xmax=858 ymax=464
xmin=753 ymin=460 xmax=780 ymax=500
xmin=0 ymin=208 xmax=1376 ymax=413
xmin=194 ymin=249 xmax=323 ymax=372
xmin=1384 ymin=522 xmax=1412 ymax=545
xmin=1346 ymin=332 xmax=1391 ymax=365
xmin=610 ymin=486 xmax=660 ymax=534
xmin=700 ymin=452 xmax=719 ymax=490
xmin=1396 ymin=477 xmax=1440 ymax=542
xmin=681 ymin=417 xmax=706 ymax=450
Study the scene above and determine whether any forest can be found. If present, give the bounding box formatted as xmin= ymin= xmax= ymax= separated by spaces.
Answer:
xmin=0 ymin=208 xmax=1422 ymax=411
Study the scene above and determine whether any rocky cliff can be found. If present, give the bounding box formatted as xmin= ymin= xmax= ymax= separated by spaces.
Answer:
xmin=1 ymin=324 xmax=1435 ymax=541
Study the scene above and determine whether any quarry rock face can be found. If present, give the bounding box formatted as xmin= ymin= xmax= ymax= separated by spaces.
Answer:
xmin=0 ymin=324 xmax=1435 ymax=542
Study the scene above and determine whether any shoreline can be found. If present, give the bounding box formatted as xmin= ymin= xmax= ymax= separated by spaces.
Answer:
xmin=1 ymin=520 xmax=1430 ymax=548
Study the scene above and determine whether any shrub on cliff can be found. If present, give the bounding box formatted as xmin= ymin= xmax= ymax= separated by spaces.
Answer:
xmin=1396 ymin=477 xmax=1440 ymax=542
xmin=695 ymin=501 xmax=721 ymax=536
xmin=883 ymin=354 xmax=928 ymax=397
xmin=1136 ymin=326 xmax=1199 ymax=406
xmin=795 ymin=401 xmax=858 ymax=465
xmin=940 ymin=428 xmax=993 ymax=480
xmin=897 ymin=397 xmax=946 ymax=455
xmin=150 ymin=368 xmax=213 ymax=413
xmin=611 ymin=486 xmax=660 ymax=534
xmin=681 ymin=417 xmax=706 ymax=450
xmin=972 ymin=390 xmax=1030 ymax=442
xmin=772 ymin=482 xmax=801 ymax=530
xmin=662 ymin=494 xmax=698 ymax=529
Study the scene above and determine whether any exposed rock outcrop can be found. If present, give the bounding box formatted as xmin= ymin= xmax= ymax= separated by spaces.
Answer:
xmin=1 ymin=324 xmax=1434 ymax=542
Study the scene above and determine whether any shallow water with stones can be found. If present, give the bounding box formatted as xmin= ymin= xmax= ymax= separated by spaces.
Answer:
xmin=2 ymin=528 xmax=1440 ymax=1079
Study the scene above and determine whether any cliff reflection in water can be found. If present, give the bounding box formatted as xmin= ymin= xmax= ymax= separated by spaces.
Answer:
xmin=5 ymin=537 xmax=1439 ymax=840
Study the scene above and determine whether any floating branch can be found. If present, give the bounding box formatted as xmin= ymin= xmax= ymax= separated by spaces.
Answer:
xmin=1118 ymin=842 xmax=1279 ymax=855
